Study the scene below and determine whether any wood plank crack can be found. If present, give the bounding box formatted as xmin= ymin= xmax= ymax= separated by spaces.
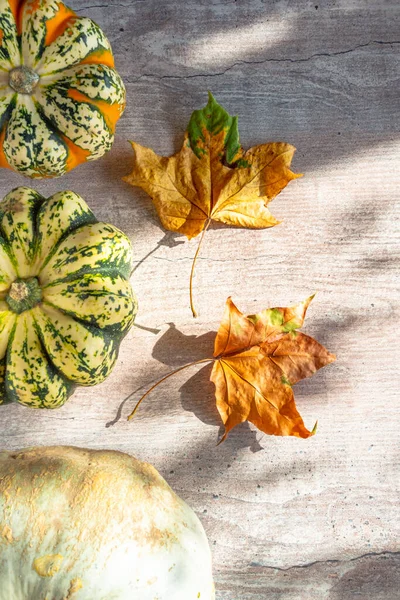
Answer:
xmin=250 ymin=550 xmax=400 ymax=571
xmin=125 ymin=40 xmax=400 ymax=83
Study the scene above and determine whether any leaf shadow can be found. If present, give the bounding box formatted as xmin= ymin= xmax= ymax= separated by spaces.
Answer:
xmin=294 ymin=313 xmax=357 ymax=402
xmin=152 ymin=322 xmax=215 ymax=366
xmin=151 ymin=323 xmax=264 ymax=451
xmin=131 ymin=231 xmax=185 ymax=275
xmin=213 ymin=552 xmax=400 ymax=600
xmin=328 ymin=553 xmax=400 ymax=600
xmin=151 ymin=315 xmax=347 ymax=445
xmin=105 ymin=383 xmax=144 ymax=428
xmin=306 ymin=313 xmax=358 ymax=350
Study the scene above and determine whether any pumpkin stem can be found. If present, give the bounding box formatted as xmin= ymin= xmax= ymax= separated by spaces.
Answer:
xmin=9 ymin=66 xmax=40 ymax=94
xmin=127 ymin=357 xmax=213 ymax=421
xmin=6 ymin=278 xmax=42 ymax=314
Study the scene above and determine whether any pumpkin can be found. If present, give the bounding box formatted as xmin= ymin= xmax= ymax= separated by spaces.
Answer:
xmin=0 ymin=0 xmax=125 ymax=178
xmin=0 ymin=186 xmax=137 ymax=408
xmin=0 ymin=446 xmax=215 ymax=599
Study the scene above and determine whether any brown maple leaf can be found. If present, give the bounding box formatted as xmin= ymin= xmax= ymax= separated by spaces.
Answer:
xmin=124 ymin=92 xmax=301 ymax=316
xmin=128 ymin=296 xmax=336 ymax=441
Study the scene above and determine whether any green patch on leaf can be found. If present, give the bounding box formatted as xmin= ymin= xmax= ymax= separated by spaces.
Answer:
xmin=233 ymin=322 xmax=242 ymax=336
xmin=269 ymin=308 xmax=284 ymax=327
xmin=283 ymin=321 xmax=299 ymax=333
xmin=187 ymin=91 xmax=246 ymax=166
xmin=281 ymin=375 xmax=292 ymax=387
xmin=247 ymin=313 xmax=259 ymax=325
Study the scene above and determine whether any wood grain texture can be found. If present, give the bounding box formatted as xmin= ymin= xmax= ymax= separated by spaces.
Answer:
xmin=0 ymin=0 xmax=399 ymax=598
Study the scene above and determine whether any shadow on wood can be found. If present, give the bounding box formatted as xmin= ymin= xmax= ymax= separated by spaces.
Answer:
xmin=215 ymin=552 xmax=400 ymax=600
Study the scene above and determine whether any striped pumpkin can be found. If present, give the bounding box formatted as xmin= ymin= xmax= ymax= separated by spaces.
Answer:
xmin=0 ymin=187 xmax=137 ymax=408
xmin=0 ymin=0 xmax=126 ymax=178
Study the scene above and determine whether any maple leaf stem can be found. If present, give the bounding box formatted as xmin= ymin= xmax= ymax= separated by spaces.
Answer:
xmin=189 ymin=219 xmax=211 ymax=318
xmin=127 ymin=357 xmax=214 ymax=421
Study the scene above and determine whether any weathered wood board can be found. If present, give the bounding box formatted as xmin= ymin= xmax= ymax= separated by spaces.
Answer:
xmin=0 ymin=0 xmax=399 ymax=598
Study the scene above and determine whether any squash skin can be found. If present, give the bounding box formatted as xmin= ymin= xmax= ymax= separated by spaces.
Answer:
xmin=0 ymin=446 xmax=215 ymax=599
xmin=0 ymin=0 xmax=125 ymax=178
xmin=0 ymin=186 xmax=137 ymax=408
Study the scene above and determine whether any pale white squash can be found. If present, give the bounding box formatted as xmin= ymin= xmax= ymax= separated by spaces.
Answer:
xmin=0 ymin=446 xmax=215 ymax=599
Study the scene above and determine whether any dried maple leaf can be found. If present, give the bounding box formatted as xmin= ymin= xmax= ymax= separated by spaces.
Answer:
xmin=128 ymin=296 xmax=336 ymax=441
xmin=210 ymin=296 xmax=336 ymax=441
xmin=124 ymin=92 xmax=301 ymax=316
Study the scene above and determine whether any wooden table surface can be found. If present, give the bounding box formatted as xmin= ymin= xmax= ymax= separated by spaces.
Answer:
xmin=1 ymin=1 xmax=399 ymax=598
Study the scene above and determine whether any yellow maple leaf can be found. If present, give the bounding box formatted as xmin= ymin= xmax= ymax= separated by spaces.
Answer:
xmin=124 ymin=92 xmax=301 ymax=316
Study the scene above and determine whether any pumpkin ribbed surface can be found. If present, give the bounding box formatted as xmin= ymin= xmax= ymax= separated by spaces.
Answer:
xmin=0 ymin=187 xmax=137 ymax=408
xmin=0 ymin=0 xmax=125 ymax=178
xmin=0 ymin=446 xmax=215 ymax=599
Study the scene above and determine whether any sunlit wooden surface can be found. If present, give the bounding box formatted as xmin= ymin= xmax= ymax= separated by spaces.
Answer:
xmin=1 ymin=1 xmax=399 ymax=598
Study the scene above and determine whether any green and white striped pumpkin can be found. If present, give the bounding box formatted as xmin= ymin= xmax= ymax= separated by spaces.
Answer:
xmin=0 ymin=186 xmax=137 ymax=408
xmin=0 ymin=446 xmax=215 ymax=599
xmin=0 ymin=0 xmax=126 ymax=178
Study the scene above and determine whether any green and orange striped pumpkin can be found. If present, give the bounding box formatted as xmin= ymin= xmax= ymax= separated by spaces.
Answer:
xmin=0 ymin=0 xmax=126 ymax=178
xmin=0 ymin=186 xmax=137 ymax=408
